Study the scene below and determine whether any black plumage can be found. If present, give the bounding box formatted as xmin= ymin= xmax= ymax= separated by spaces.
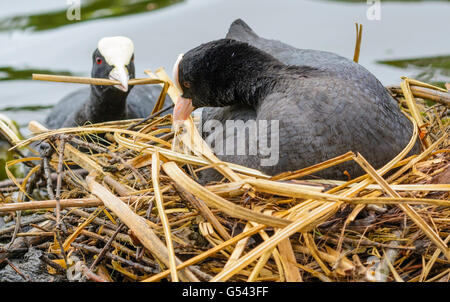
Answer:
xmin=45 ymin=39 xmax=170 ymax=129
xmin=175 ymin=20 xmax=420 ymax=180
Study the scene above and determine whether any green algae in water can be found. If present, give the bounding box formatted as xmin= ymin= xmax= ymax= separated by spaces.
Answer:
xmin=0 ymin=105 xmax=53 ymax=112
xmin=378 ymin=56 xmax=450 ymax=70
xmin=378 ymin=55 xmax=450 ymax=89
xmin=0 ymin=0 xmax=184 ymax=32
xmin=0 ymin=66 xmax=76 ymax=82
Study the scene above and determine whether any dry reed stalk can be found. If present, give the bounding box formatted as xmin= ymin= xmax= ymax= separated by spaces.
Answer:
xmin=243 ymin=178 xmax=351 ymax=202
xmin=0 ymin=197 xmax=103 ymax=212
xmin=306 ymin=179 xmax=450 ymax=192
xmin=0 ymin=119 xmax=22 ymax=146
xmin=172 ymin=182 xmax=231 ymax=240
xmin=152 ymin=69 xmax=245 ymax=183
xmin=162 ymin=161 xmax=291 ymax=228
xmin=142 ymin=225 xmax=265 ymax=282
xmin=223 ymin=223 xmax=252 ymax=268
xmin=352 ymin=153 xmax=450 ymax=260
xmin=115 ymin=130 xmax=266 ymax=177
xmin=303 ymin=233 xmax=332 ymax=276
xmin=353 ymin=23 xmax=363 ymax=63
xmin=248 ymin=246 xmax=277 ymax=281
xmin=209 ymin=202 xmax=342 ymax=281
xmin=271 ymin=152 xmax=354 ymax=181
xmin=58 ymin=206 xmax=104 ymax=253
xmin=276 ymin=238 xmax=303 ymax=281
xmin=86 ymin=176 xmax=199 ymax=282
xmin=32 ymin=74 xmax=165 ymax=86
xmin=151 ymin=152 xmax=179 ymax=282
xmin=246 ymin=218 xmax=287 ymax=282
xmin=421 ymin=235 xmax=450 ymax=281
xmin=388 ymin=85 xmax=450 ymax=107
xmin=401 ymin=77 xmax=434 ymax=147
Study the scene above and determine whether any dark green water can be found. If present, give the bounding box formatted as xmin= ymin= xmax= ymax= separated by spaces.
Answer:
xmin=0 ymin=0 xmax=448 ymax=179
xmin=0 ymin=0 xmax=183 ymax=32
xmin=378 ymin=55 xmax=450 ymax=88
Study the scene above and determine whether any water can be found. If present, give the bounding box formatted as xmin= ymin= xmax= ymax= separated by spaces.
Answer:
xmin=0 ymin=0 xmax=449 ymax=131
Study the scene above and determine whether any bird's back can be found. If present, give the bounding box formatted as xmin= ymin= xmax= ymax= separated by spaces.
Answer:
xmin=256 ymin=74 xmax=418 ymax=178
xmin=225 ymin=19 xmax=401 ymax=113
xmin=44 ymin=85 xmax=171 ymax=129
xmin=226 ymin=19 xmax=384 ymax=88
xmin=44 ymin=88 xmax=90 ymax=129
xmin=126 ymin=85 xmax=170 ymax=119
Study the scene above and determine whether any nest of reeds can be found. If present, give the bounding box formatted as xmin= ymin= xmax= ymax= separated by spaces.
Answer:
xmin=0 ymin=69 xmax=448 ymax=282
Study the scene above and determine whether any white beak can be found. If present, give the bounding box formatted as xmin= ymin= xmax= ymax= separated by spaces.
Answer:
xmin=109 ymin=65 xmax=129 ymax=92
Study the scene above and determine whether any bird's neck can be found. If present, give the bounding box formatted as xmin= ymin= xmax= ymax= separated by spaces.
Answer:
xmin=83 ymin=86 xmax=130 ymax=123
xmin=226 ymin=63 xmax=318 ymax=108
xmin=194 ymin=40 xmax=321 ymax=109
xmin=209 ymin=59 xmax=278 ymax=108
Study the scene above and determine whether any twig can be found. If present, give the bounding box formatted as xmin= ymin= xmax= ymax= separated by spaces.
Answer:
xmin=6 ymin=211 xmax=21 ymax=251
xmin=55 ymin=230 xmax=68 ymax=267
xmin=0 ymin=197 xmax=105 ymax=213
xmin=127 ymin=104 xmax=174 ymax=131
xmin=388 ymin=85 xmax=450 ymax=108
xmin=0 ymin=169 xmax=87 ymax=190
xmin=43 ymin=156 xmax=55 ymax=200
xmin=81 ymin=229 xmax=159 ymax=269
xmin=15 ymin=232 xmax=54 ymax=237
xmin=318 ymin=234 xmax=416 ymax=251
xmin=67 ymin=135 xmax=146 ymax=183
xmin=5 ymin=258 xmax=31 ymax=282
xmin=142 ymin=225 xmax=264 ymax=282
xmin=40 ymin=255 xmax=66 ymax=274
xmin=89 ymin=222 xmax=124 ymax=271
xmin=55 ymin=137 xmax=67 ymax=227
xmin=71 ymin=242 xmax=157 ymax=274
xmin=69 ymin=209 xmax=117 ymax=229
xmin=0 ymin=216 xmax=47 ymax=236
xmin=172 ymin=182 xmax=231 ymax=240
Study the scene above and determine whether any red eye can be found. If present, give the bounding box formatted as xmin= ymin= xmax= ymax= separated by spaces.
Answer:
xmin=96 ymin=57 xmax=102 ymax=65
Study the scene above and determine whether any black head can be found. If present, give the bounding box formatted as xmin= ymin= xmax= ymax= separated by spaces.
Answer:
xmin=91 ymin=36 xmax=136 ymax=98
xmin=176 ymin=39 xmax=279 ymax=107
xmin=172 ymin=39 xmax=280 ymax=124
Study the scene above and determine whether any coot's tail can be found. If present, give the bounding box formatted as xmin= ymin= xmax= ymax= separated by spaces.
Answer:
xmin=226 ymin=19 xmax=259 ymax=41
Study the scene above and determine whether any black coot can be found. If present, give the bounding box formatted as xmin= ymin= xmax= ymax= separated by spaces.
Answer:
xmin=45 ymin=36 xmax=170 ymax=129
xmin=172 ymin=32 xmax=419 ymax=180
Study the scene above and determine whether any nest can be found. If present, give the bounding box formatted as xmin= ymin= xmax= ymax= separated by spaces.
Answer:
xmin=0 ymin=70 xmax=449 ymax=282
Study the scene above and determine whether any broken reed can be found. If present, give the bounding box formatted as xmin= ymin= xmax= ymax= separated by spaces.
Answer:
xmin=0 ymin=71 xmax=448 ymax=282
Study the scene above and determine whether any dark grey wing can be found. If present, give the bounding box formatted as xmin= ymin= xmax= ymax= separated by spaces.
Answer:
xmin=256 ymin=76 xmax=419 ymax=179
xmin=226 ymin=19 xmax=389 ymax=94
xmin=226 ymin=19 xmax=352 ymax=71
xmin=126 ymin=85 xmax=173 ymax=119
xmin=44 ymin=88 xmax=90 ymax=129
